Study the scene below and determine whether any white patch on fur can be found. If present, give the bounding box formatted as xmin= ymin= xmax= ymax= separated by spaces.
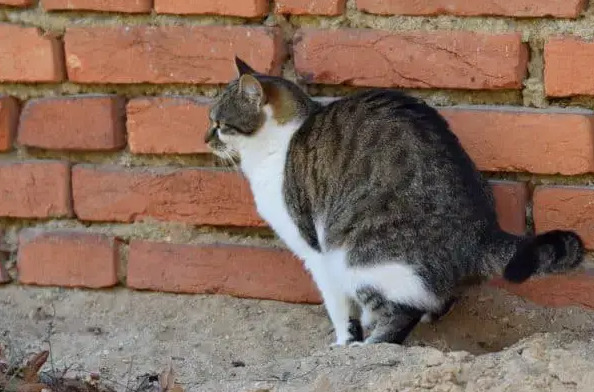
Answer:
xmin=314 ymin=219 xmax=327 ymax=252
xmin=226 ymin=105 xmax=440 ymax=346
xmin=225 ymin=105 xmax=317 ymax=261
xmin=312 ymin=249 xmax=440 ymax=345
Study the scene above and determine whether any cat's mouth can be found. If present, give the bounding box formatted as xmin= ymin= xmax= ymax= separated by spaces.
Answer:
xmin=206 ymin=139 xmax=240 ymax=166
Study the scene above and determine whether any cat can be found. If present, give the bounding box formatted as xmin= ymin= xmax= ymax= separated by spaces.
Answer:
xmin=205 ymin=57 xmax=585 ymax=346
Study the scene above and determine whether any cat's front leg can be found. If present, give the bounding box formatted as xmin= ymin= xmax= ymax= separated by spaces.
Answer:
xmin=306 ymin=258 xmax=354 ymax=346
xmin=321 ymin=282 xmax=353 ymax=346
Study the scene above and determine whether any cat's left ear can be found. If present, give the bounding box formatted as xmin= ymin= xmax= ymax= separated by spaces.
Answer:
xmin=238 ymin=74 xmax=264 ymax=106
xmin=234 ymin=56 xmax=256 ymax=76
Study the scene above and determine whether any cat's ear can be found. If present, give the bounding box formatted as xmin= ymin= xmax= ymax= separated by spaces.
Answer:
xmin=238 ymin=74 xmax=264 ymax=105
xmin=234 ymin=56 xmax=256 ymax=76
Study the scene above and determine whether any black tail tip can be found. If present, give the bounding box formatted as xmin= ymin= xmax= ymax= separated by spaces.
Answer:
xmin=503 ymin=230 xmax=585 ymax=284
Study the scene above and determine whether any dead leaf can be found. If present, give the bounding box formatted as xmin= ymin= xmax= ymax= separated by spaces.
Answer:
xmin=158 ymin=365 xmax=184 ymax=392
xmin=159 ymin=365 xmax=174 ymax=391
xmin=23 ymin=351 xmax=49 ymax=383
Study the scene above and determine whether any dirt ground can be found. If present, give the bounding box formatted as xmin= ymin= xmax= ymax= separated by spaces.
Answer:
xmin=1 ymin=283 xmax=593 ymax=391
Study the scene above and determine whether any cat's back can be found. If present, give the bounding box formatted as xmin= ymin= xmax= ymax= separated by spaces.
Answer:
xmin=286 ymin=88 xmax=497 ymax=254
xmin=311 ymin=89 xmax=459 ymax=149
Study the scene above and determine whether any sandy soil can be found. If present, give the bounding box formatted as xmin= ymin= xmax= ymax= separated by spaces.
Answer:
xmin=1 ymin=283 xmax=593 ymax=391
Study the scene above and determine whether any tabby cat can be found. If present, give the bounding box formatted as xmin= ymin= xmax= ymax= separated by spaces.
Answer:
xmin=205 ymin=57 xmax=585 ymax=346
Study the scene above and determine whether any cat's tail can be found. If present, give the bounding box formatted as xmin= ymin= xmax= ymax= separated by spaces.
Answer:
xmin=481 ymin=230 xmax=585 ymax=283
xmin=502 ymin=230 xmax=584 ymax=283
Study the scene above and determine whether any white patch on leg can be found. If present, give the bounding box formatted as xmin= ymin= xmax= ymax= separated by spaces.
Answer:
xmin=350 ymin=263 xmax=441 ymax=311
xmin=306 ymin=252 xmax=352 ymax=346
xmin=360 ymin=306 xmax=375 ymax=329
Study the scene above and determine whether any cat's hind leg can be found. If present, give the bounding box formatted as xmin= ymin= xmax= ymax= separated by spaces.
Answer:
xmin=347 ymin=299 xmax=364 ymax=343
xmin=420 ymin=297 xmax=457 ymax=323
xmin=355 ymin=286 xmax=424 ymax=345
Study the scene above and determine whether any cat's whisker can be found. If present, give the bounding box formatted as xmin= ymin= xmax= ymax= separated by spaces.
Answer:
xmin=222 ymin=150 xmax=239 ymax=172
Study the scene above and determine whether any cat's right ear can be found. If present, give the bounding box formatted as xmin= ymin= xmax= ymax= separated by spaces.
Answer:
xmin=238 ymin=74 xmax=264 ymax=106
xmin=234 ymin=56 xmax=256 ymax=76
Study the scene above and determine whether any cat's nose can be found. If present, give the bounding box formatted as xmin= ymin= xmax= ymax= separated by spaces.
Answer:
xmin=204 ymin=127 xmax=216 ymax=144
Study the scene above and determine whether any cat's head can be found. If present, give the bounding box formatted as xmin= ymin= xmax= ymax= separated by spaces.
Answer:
xmin=205 ymin=57 xmax=315 ymax=161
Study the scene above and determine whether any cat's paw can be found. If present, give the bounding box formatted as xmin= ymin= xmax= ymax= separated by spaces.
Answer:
xmin=420 ymin=313 xmax=434 ymax=323
xmin=329 ymin=341 xmax=347 ymax=349
xmin=348 ymin=341 xmax=367 ymax=347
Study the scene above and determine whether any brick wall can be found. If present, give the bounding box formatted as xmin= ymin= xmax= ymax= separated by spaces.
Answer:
xmin=0 ymin=0 xmax=593 ymax=309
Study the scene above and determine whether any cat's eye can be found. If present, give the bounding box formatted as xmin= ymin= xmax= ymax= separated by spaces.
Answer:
xmin=209 ymin=120 xmax=247 ymax=136
xmin=219 ymin=123 xmax=246 ymax=135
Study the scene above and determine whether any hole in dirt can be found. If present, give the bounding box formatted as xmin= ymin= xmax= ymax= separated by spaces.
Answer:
xmin=405 ymin=284 xmax=594 ymax=355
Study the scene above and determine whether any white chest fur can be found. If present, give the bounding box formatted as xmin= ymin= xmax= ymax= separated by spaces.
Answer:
xmin=234 ymin=108 xmax=318 ymax=262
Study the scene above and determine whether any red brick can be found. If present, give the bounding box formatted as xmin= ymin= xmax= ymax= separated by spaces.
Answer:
xmin=127 ymin=240 xmax=321 ymax=303
xmin=490 ymin=270 xmax=594 ymax=309
xmin=65 ymin=26 xmax=284 ymax=84
xmin=0 ymin=161 xmax=71 ymax=218
xmin=0 ymin=24 xmax=64 ymax=82
xmin=154 ymin=0 xmax=268 ymax=17
xmin=294 ymin=29 xmax=528 ymax=90
xmin=72 ymin=165 xmax=263 ymax=226
xmin=0 ymin=96 xmax=18 ymax=151
xmin=440 ymin=107 xmax=594 ymax=175
xmin=357 ymin=0 xmax=586 ymax=18
xmin=0 ymin=0 xmax=34 ymax=6
xmin=276 ymin=0 xmax=345 ymax=15
xmin=127 ymin=97 xmax=211 ymax=154
xmin=490 ymin=181 xmax=527 ymax=235
xmin=18 ymin=230 xmax=118 ymax=288
xmin=545 ymin=37 xmax=594 ymax=97
xmin=533 ymin=186 xmax=594 ymax=250
xmin=42 ymin=0 xmax=151 ymax=13
xmin=18 ymin=95 xmax=126 ymax=151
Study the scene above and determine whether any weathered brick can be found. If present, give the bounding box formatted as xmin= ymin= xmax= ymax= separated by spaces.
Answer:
xmin=18 ymin=95 xmax=126 ymax=151
xmin=533 ymin=186 xmax=594 ymax=250
xmin=357 ymin=0 xmax=586 ymax=18
xmin=128 ymin=241 xmax=321 ymax=303
xmin=18 ymin=230 xmax=118 ymax=288
xmin=545 ymin=37 xmax=594 ymax=97
xmin=440 ymin=107 xmax=594 ymax=175
xmin=72 ymin=165 xmax=263 ymax=226
xmin=491 ymin=270 xmax=594 ymax=309
xmin=0 ymin=0 xmax=34 ymax=6
xmin=127 ymin=97 xmax=211 ymax=154
xmin=0 ymin=96 xmax=18 ymax=151
xmin=0 ymin=161 xmax=71 ymax=218
xmin=41 ymin=0 xmax=152 ymax=13
xmin=294 ymin=29 xmax=528 ymax=90
xmin=490 ymin=181 xmax=527 ymax=235
xmin=275 ymin=0 xmax=345 ymax=15
xmin=0 ymin=24 xmax=64 ymax=82
xmin=154 ymin=0 xmax=268 ymax=17
xmin=65 ymin=26 xmax=284 ymax=84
